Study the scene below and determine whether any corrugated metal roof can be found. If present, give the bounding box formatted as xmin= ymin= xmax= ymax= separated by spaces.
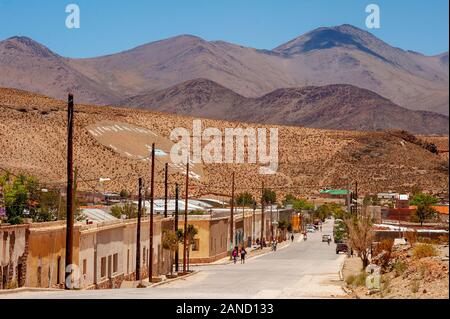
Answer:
xmin=81 ymin=208 xmax=118 ymax=223
xmin=320 ymin=189 xmax=349 ymax=195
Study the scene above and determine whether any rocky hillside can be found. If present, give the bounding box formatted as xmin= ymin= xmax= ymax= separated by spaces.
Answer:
xmin=0 ymin=88 xmax=448 ymax=200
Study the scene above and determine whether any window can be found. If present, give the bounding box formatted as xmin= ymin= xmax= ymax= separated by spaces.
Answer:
xmin=192 ymin=239 xmax=200 ymax=251
xmin=113 ymin=254 xmax=118 ymax=274
xmin=100 ymin=257 xmax=107 ymax=278
xmin=82 ymin=259 xmax=87 ymax=275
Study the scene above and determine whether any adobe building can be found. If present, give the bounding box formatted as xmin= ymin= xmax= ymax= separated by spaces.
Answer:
xmin=0 ymin=216 xmax=173 ymax=290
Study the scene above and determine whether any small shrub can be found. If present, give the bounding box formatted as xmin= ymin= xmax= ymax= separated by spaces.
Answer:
xmin=417 ymin=237 xmax=432 ymax=244
xmin=437 ymin=235 xmax=449 ymax=244
xmin=405 ymin=231 xmax=418 ymax=244
xmin=413 ymin=244 xmax=437 ymax=258
xmin=374 ymin=239 xmax=394 ymax=256
xmin=381 ymin=275 xmax=391 ymax=293
xmin=393 ymin=260 xmax=407 ymax=277
xmin=411 ymin=279 xmax=420 ymax=293
xmin=6 ymin=279 xmax=18 ymax=289
xmin=345 ymin=275 xmax=355 ymax=286
xmin=354 ymin=272 xmax=367 ymax=287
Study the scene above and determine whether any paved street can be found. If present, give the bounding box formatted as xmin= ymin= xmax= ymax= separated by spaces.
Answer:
xmin=2 ymin=219 xmax=346 ymax=299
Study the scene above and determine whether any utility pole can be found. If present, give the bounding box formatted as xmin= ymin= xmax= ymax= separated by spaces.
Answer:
xmin=261 ymin=181 xmax=265 ymax=249
xmin=230 ymin=171 xmax=235 ymax=257
xmin=149 ymin=143 xmax=155 ymax=282
xmin=270 ymin=201 xmax=274 ymax=241
xmin=174 ymin=183 xmax=179 ymax=273
xmin=136 ymin=178 xmax=143 ymax=281
xmin=164 ymin=163 xmax=168 ymax=218
xmin=65 ymin=93 xmax=74 ymax=290
xmin=183 ymin=158 xmax=189 ymax=273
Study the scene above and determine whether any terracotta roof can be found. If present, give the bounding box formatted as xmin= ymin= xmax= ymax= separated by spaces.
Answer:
xmin=409 ymin=205 xmax=449 ymax=215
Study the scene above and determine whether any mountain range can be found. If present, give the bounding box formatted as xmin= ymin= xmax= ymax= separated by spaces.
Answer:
xmin=0 ymin=24 xmax=448 ymax=132
xmin=123 ymin=78 xmax=449 ymax=134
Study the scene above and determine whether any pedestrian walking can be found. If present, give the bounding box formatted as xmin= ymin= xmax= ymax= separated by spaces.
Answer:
xmin=291 ymin=234 xmax=294 ymax=242
xmin=232 ymin=246 xmax=238 ymax=264
xmin=240 ymin=247 xmax=247 ymax=264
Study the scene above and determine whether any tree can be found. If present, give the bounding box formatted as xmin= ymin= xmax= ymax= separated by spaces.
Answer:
xmin=292 ymin=199 xmax=314 ymax=211
xmin=119 ymin=189 xmax=130 ymax=199
xmin=410 ymin=193 xmax=439 ymax=207
xmin=346 ymin=215 xmax=373 ymax=268
xmin=110 ymin=202 xmax=137 ymax=219
xmin=235 ymin=192 xmax=255 ymax=207
xmin=410 ymin=193 xmax=439 ymax=226
xmin=412 ymin=205 xmax=437 ymax=226
xmin=277 ymin=220 xmax=290 ymax=240
xmin=177 ymin=225 xmax=198 ymax=272
xmin=162 ymin=230 xmax=179 ymax=275
xmin=262 ymin=188 xmax=276 ymax=205
xmin=282 ymin=194 xmax=296 ymax=206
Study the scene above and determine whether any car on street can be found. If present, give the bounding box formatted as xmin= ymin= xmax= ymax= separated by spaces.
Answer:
xmin=306 ymin=227 xmax=316 ymax=233
xmin=322 ymin=235 xmax=332 ymax=242
xmin=336 ymin=242 xmax=349 ymax=254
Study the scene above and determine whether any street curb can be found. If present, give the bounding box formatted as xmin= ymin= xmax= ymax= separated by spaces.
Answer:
xmin=0 ymin=287 xmax=61 ymax=295
xmin=150 ymin=270 xmax=199 ymax=288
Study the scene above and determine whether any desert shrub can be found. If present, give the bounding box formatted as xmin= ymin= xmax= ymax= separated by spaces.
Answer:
xmin=354 ymin=272 xmax=367 ymax=287
xmin=393 ymin=260 xmax=407 ymax=277
xmin=411 ymin=279 xmax=420 ymax=293
xmin=405 ymin=231 xmax=418 ymax=244
xmin=381 ymin=275 xmax=391 ymax=293
xmin=374 ymin=239 xmax=394 ymax=256
xmin=437 ymin=235 xmax=449 ymax=244
xmin=345 ymin=275 xmax=355 ymax=286
xmin=6 ymin=279 xmax=18 ymax=289
xmin=417 ymin=237 xmax=433 ymax=244
xmin=413 ymin=244 xmax=437 ymax=258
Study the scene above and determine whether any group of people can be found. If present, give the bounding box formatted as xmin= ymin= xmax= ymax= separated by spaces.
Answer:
xmin=231 ymin=246 xmax=247 ymax=264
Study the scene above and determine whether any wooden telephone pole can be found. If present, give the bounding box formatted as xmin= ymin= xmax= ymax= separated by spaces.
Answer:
xmin=164 ymin=163 xmax=168 ymax=218
xmin=135 ymin=178 xmax=143 ymax=281
xmin=183 ymin=159 xmax=189 ymax=273
xmin=260 ymin=181 xmax=265 ymax=248
xmin=230 ymin=171 xmax=235 ymax=256
xmin=174 ymin=183 xmax=179 ymax=273
xmin=65 ymin=93 xmax=74 ymax=290
xmin=149 ymin=143 xmax=155 ymax=282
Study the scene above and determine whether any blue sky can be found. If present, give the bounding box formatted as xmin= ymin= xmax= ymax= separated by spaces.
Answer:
xmin=0 ymin=0 xmax=448 ymax=58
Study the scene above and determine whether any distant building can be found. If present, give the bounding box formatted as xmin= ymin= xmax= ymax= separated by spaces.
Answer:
xmin=377 ymin=192 xmax=398 ymax=200
xmin=395 ymin=194 xmax=410 ymax=209
xmin=319 ymin=189 xmax=349 ymax=199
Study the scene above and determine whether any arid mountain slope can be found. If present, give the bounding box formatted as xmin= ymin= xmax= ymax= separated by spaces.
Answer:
xmin=0 ymin=87 xmax=448 ymax=200
xmin=0 ymin=25 xmax=448 ymax=115
xmin=0 ymin=36 xmax=120 ymax=105
xmin=124 ymin=79 xmax=449 ymax=135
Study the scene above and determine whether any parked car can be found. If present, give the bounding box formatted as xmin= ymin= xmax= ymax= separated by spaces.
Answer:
xmin=322 ymin=235 xmax=331 ymax=242
xmin=336 ymin=243 xmax=349 ymax=254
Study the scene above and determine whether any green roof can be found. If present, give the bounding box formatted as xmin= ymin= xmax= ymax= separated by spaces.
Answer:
xmin=320 ymin=189 xmax=349 ymax=195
